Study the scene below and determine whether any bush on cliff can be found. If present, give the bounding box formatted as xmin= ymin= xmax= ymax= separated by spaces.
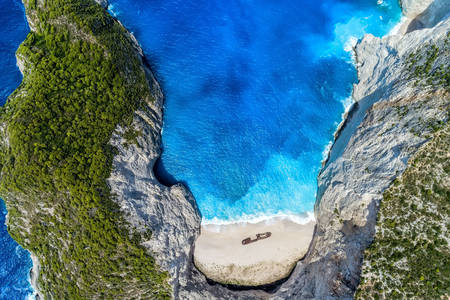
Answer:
xmin=356 ymin=123 xmax=449 ymax=299
xmin=0 ymin=0 xmax=170 ymax=298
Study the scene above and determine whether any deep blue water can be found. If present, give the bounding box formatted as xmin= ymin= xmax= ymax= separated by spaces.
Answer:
xmin=109 ymin=0 xmax=401 ymax=223
xmin=0 ymin=0 xmax=33 ymax=299
xmin=0 ymin=0 xmax=401 ymax=296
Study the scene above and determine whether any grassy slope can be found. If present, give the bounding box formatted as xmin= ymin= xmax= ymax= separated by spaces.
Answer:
xmin=356 ymin=31 xmax=449 ymax=300
xmin=356 ymin=122 xmax=449 ymax=299
xmin=0 ymin=0 xmax=170 ymax=298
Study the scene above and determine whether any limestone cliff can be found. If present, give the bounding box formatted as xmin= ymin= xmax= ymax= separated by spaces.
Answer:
xmin=107 ymin=51 xmax=202 ymax=298
xmin=1 ymin=0 xmax=173 ymax=298
xmin=3 ymin=0 xmax=448 ymax=299
xmin=107 ymin=0 xmax=449 ymax=298
xmin=275 ymin=12 xmax=449 ymax=300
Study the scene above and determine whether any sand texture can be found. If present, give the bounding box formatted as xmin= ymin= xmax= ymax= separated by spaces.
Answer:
xmin=193 ymin=218 xmax=315 ymax=286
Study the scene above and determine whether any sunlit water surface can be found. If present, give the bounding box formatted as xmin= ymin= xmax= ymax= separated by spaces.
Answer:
xmin=108 ymin=0 xmax=402 ymax=223
xmin=0 ymin=0 xmax=403 ymax=296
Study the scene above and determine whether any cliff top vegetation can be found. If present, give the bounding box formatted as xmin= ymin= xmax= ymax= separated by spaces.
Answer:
xmin=0 ymin=0 xmax=170 ymax=298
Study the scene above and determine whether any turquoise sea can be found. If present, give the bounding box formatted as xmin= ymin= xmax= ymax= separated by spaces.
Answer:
xmin=108 ymin=0 xmax=402 ymax=223
xmin=0 ymin=0 xmax=402 ymax=298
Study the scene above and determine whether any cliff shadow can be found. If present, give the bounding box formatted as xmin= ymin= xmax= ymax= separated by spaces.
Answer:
xmin=321 ymin=84 xmax=394 ymax=172
xmin=153 ymin=157 xmax=179 ymax=187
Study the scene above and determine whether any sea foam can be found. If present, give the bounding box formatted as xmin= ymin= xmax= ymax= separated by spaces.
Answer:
xmin=202 ymin=211 xmax=315 ymax=227
xmin=97 ymin=0 xmax=402 ymax=225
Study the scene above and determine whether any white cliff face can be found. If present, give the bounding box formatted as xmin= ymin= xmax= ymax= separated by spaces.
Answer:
xmin=276 ymin=4 xmax=448 ymax=297
xmin=107 ymin=0 xmax=449 ymax=299
xmin=94 ymin=0 xmax=108 ymax=9
xmin=107 ymin=59 xmax=202 ymax=297
xmin=279 ymin=18 xmax=448 ymax=299
xmin=399 ymin=0 xmax=450 ymax=33
xmin=400 ymin=0 xmax=434 ymax=18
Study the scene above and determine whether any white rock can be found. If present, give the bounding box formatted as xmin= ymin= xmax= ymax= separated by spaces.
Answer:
xmin=107 ymin=1 xmax=449 ymax=299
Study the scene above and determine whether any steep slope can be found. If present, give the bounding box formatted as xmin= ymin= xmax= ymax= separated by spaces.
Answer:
xmin=108 ymin=1 xmax=449 ymax=298
xmin=0 ymin=0 xmax=171 ymax=298
xmin=1 ymin=0 xmax=448 ymax=299
xmin=356 ymin=122 xmax=449 ymax=299
xmin=273 ymin=7 xmax=449 ymax=300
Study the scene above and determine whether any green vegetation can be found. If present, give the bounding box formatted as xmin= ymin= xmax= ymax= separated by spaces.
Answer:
xmin=406 ymin=32 xmax=450 ymax=90
xmin=356 ymin=122 xmax=449 ymax=299
xmin=123 ymin=127 xmax=142 ymax=148
xmin=0 ymin=0 xmax=170 ymax=298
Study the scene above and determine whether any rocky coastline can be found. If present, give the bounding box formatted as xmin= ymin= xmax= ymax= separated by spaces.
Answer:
xmin=16 ymin=0 xmax=450 ymax=298
xmin=29 ymin=252 xmax=41 ymax=300
xmin=107 ymin=0 xmax=448 ymax=298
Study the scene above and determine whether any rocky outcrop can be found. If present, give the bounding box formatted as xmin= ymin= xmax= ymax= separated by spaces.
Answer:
xmin=29 ymin=253 xmax=41 ymax=300
xmin=401 ymin=0 xmax=450 ymax=33
xmin=275 ymin=17 xmax=449 ymax=299
xmin=400 ymin=0 xmax=434 ymax=18
xmin=106 ymin=38 xmax=202 ymax=297
xmin=107 ymin=0 xmax=449 ymax=299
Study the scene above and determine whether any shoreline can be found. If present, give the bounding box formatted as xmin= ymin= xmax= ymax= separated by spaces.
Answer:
xmin=201 ymin=211 xmax=315 ymax=226
xmin=322 ymin=8 xmax=410 ymax=169
xmin=29 ymin=252 xmax=41 ymax=300
xmin=193 ymin=4 xmax=408 ymax=288
xmin=194 ymin=217 xmax=315 ymax=286
xmin=4 ymin=208 xmax=40 ymax=300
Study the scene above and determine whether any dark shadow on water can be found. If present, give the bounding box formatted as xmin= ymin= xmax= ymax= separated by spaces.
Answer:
xmin=153 ymin=157 xmax=178 ymax=187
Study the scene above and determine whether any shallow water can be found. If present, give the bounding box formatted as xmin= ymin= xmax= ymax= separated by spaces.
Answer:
xmin=109 ymin=0 xmax=401 ymax=223
xmin=0 ymin=0 xmax=33 ymax=299
xmin=0 ymin=0 xmax=402 ymax=295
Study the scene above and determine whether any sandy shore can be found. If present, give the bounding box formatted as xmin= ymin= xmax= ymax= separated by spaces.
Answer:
xmin=193 ymin=217 xmax=315 ymax=286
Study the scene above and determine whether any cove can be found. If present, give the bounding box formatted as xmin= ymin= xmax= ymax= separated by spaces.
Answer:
xmin=108 ymin=0 xmax=402 ymax=223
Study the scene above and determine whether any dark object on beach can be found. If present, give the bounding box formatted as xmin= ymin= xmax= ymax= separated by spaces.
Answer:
xmin=241 ymin=232 xmax=272 ymax=245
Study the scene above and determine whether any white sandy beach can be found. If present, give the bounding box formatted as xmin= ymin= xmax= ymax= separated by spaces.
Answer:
xmin=193 ymin=217 xmax=315 ymax=286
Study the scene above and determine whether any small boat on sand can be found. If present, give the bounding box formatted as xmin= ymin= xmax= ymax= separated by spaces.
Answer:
xmin=241 ymin=232 xmax=272 ymax=245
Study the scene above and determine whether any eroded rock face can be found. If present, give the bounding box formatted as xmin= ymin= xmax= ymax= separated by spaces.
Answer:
xmin=107 ymin=1 xmax=449 ymax=299
xmin=106 ymin=49 xmax=201 ymax=297
xmin=276 ymin=18 xmax=449 ymax=299
xmin=400 ymin=0 xmax=434 ymax=18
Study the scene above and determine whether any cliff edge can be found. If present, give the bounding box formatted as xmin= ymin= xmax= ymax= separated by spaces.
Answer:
xmin=1 ymin=0 xmax=448 ymax=299
xmin=108 ymin=0 xmax=449 ymax=298
xmin=0 ymin=0 xmax=173 ymax=298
